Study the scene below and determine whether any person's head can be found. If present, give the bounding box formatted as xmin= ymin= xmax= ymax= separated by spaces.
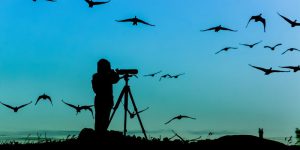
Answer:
xmin=97 ymin=59 xmax=111 ymax=74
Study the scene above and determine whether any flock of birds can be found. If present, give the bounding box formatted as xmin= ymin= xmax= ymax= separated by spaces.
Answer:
xmin=15 ymin=0 xmax=299 ymax=139
xmin=0 ymin=94 xmax=94 ymax=118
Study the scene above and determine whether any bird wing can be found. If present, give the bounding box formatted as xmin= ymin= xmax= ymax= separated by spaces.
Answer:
xmin=181 ymin=115 xmax=196 ymax=120
xmin=282 ymin=50 xmax=289 ymax=55
xmin=84 ymin=0 xmax=91 ymax=4
xmin=270 ymin=70 xmax=290 ymax=73
xmin=134 ymin=107 xmax=149 ymax=114
xmin=35 ymin=96 xmax=42 ymax=105
xmin=85 ymin=107 xmax=94 ymax=118
xmin=253 ymin=41 xmax=262 ymax=46
xmin=136 ymin=18 xmax=155 ymax=26
xmin=18 ymin=101 xmax=32 ymax=109
xmin=93 ymin=0 xmax=110 ymax=5
xmin=215 ymin=49 xmax=224 ymax=54
xmin=220 ymin=27 xmax=237 ymax=32
xmin=274 ymin=43 xmax=282 ymax=48
xmin=264 ymin=46 xmax=271 ymax=49
xmin=240 ymin=43 xmax=250 ymax=47
xmin=246 ymin=16 xmax=255 ymax=28
xmin=115 ymin=18 xmax=134 ymax=23
xmin=259 ymin=18 xmax=266 ymax=32
xmin=278 ymin=13 xmax=294 ymax=25
xmin=45 ymin=95 xmax=53 ymax=105
xmin=249 ymin=64 xmax=268 ymax=72
xmin=0 ymin=102 xmax=14 ymax=110
xmin=165 ymin=117 xmax=176 ymax=125
xmin=201 ymin=27 xmax=215 ymax=32
xmin=62 ymin=100 xmax=77 ymax=109
xmin=279 ymin=66 xmax=294 ymax=69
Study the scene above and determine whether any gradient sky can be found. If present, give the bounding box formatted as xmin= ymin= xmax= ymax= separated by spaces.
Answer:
xmin=0 ymin=0 xmax=300 ymax=139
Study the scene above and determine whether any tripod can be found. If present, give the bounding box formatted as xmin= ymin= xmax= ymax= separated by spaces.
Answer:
xmin=108 ymin=74 xmax=147 ymax=139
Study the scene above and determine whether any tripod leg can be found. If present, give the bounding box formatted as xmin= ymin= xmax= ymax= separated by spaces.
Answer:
xmin=128 ymin=88 xmax=148 ymax=140
xmin=108 ymin=86 xmax=126 ymax=127
xmin=123 ymin=86 xmax=129 ymax=136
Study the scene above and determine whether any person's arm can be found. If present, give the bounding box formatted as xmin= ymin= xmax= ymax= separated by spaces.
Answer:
xmin=111 ymin=70 xmax=120 ymax=84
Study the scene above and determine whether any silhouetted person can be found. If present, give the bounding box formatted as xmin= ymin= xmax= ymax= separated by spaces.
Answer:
xmin=240 ymin=41 xmax=262 ymax=48
xmin=264 ymin=43 xmax=282 ymax=51
xmin=246 ymin=14 xmax=266 ymax=32
xmin=35 ymin=93 xmax=52 ymax=106
xmin=165 ymin=115 xmax=196 ymax=125
xmin=92 ymin=59 xmax=119 ymax=136
xmin=0 ymin=101 xmax=32 ymax=112
xmin=249 ymin=64 xmax=290 ymax=75
xmin=259 ymin=128 xmax=264 ymax=139
xmin=215 ymin=47 xmax=238 ymax=54
xmin=62 ymin=100 xmax=94 ymax=118
xmin=85 ymin=0 xmax=110 ymax=8
xmin=116 ymin=16 xmax=155 ymax=26
xmin=278 ymin=12 xmax=300 ymax=27
xmin=201 ymin=25 xmax=237 ymax=32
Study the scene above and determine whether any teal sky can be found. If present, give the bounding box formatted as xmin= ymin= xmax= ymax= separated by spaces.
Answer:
xmin=0 ymin=0 xmax=300 ymax=139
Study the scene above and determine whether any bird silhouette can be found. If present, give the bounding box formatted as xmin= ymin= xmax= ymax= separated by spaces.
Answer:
xmin=144 ymin=71 xmax=162 ymax=77
xmin=279 ymin=65 xmax=300 ymax=72
xmin=0 ymin=101 xmax=32 ymax=112
xmin=246 ymin=14 xmax=266 ymax=32
xmin=171 ymin=73 xmax=185 ymax=78
xmin=159 ymin=74 xmax=172 ymax=81
xmin=240 ymin=41 xmax=262 ymax=48
xmin=278 ymin=12 xmax=300 ymax=27
xmin=116 ymin=16 xmax=155 ymax=26
xmin=126 ymin=107 xmax=149 ymax=119
xmin=264 ymin=43 xmax=282 ymax=51
xmin=201 ymin=25 xmax=237 ymax=32
xmin=84 ymin=0 xmax=110 ymax=8
xmin=165 ymin=115 xmax=196 ymax=125
xmin=35 ymin=93 xmax=52 ymax=106
xmin=62 ymin=100 xmax=94 ymax=118
xmin=282 ymin=48 xmax=300 ymax=55
xmin=249 ymin=64 xmax=290 ymax=75
xmin=215 ymin=47 xmax=238 ymax=54
xmin=46 ymin=0 xmax=56 ymax=2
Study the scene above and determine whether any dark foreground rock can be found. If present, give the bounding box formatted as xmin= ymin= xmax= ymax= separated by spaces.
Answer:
xmin=1 ymin=129 xmax=300 ymax=150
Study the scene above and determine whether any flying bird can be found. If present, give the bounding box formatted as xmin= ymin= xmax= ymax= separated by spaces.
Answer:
xmin=240 ymin=41 xmax=262 ymax=48
xmin=171 ymin=73 xmax=185 ymax=78
xmin=249 ymin=64 xmax=290 ymax=75
xmin=282 ymin=48 xmax=300 ymax=55
xmin=116 ymin=16 xmax=155 ymax=26
xmin=126 ymin=107 xmax=149 ymax=119
xmin=165 ymin=115 xmax=196 ymax=125
xmin=264 ymin=44 xmax=282 ymax=51
xmin=159 ymin=74 xmax=172 ymax=81
xmin=84 ymin=0 xmax=110 ymax=8
xmin=35 ymin=93 xmax=52 ymax=106
xmin=278 ymin=12 xmax=300 ymax=27
xmin=246 ymin=14 xmax=266 ymax=32
xmin=201 ymin=25 xmax=237 ymax=32
xmin=279 ymin=66 xmax=300 ymax=72
xmin=144 ymin=71 xmax=162 ymax=77
xmin=0 ymin=101 xmax=32 ymax=112
xmin=62 ymin=100 xmax=94 ymax=118
xmin=215 ymin=47 xmax=238 ymax=54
